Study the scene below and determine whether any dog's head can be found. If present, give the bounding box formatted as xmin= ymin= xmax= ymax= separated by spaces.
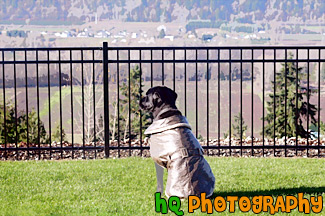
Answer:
xmin=140 ymin=86 xmax=178 ymax=113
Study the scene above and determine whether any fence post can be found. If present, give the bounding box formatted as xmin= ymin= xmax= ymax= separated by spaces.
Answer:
xmin=103 ymin=42 xmax=110 ymax=158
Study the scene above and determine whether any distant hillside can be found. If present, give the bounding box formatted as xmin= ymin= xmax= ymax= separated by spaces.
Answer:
xmin=0 ymin=0 xmax=324 ymax=26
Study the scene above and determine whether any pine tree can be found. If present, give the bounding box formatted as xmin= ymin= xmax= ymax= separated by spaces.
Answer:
xmin=225 ymin=112 xmax=247 ymax=139
xmin=18 ymin=108 xmax=48 ymax=144
xmin=52 ymin=124 xmax=67 ymax=143
xmin=264 ymin=55 xmax=317 ymax=138
xmin=110 ymin=65 xmax=151 ymax=141
xmin=232 ymin=113 xmax=248 ymax=139
xmin=0 ymin=101 xmax=17 ymax=144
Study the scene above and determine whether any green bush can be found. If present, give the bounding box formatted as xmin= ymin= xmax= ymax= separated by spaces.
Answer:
xmin=0 ymin=100 xmax=48 ymax=144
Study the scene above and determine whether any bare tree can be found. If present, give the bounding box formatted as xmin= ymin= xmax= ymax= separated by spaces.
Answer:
xmin=76 ymin=69 xmax=104 ymax=144
xmin=110 ymin=96 xmax=118 ymax=141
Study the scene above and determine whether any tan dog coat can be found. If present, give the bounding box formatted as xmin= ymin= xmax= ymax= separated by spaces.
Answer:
xmin=144 ymin=110 xmax=215 ymax=198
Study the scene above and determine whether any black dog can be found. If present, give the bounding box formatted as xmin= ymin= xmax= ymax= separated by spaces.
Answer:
xmin=140 ymin=86 xmax=215 ymax=198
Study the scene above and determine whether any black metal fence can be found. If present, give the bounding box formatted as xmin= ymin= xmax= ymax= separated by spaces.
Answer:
xmin=0 ymin=43 xmax=324 ymax=159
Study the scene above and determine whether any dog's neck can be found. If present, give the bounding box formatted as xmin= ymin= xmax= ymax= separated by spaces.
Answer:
xmin=153 ymin=104 xmax=181 ymax=121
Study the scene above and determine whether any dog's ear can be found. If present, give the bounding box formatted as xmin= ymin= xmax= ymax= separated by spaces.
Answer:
xmin=152 ymin=91 xmax=162 ymax=106
xmin=168 ymin=89 xmax=177 ymax=103
xmin=163 ymin=87 xmax=177 ymax=106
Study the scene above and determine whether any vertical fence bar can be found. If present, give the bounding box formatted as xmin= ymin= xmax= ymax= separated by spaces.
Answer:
xmin=14 ymin=51 xmax=18 ymax=160
xmin=59 ymin=50 xmax=63 ymax=158
xmin=92 ymin=50 xmax=96 ymax=159
xmin=24 ymin=50 xmax=29 ymax=159
xmin=162 ymin=50 xmax=164 ymax=85
xmin=36 ymin=50 xmax=40 ymax=159
xmin=103 ymin=42 xmax=110 ymax=158
xmin=70 ymin=50 xmax=75 ymax=159
xmin=307 ymin=49 xmax=310 ymax=157
xmin=173 ymin=49 xmax=175 ymax=91
xmin=229 ymin=49 xmax=232 ymax=155
xmin=240 ymin=49 xmax=243 ymax=156
xmin=184 ymin=50 xmax=187 ymax=117
xmin=128 ymin=49 xmax=131 ymax=157
xmin=295 ymin=49 xmax=298 ymax=156
xmin=47 ymin=50 xmax=52 ymax=158
xmin=2 ymin=51 xmax=7 ymax=159
xmin=262 ymin=49 xmax=265 ymax=156
xmin=251 ymin=49 xmax=254 ymax=156
xmin=285 ymin=49 xmax=287 ymax=157
xmin=150 ymin=50 xmax=153 ymax=88
xmin=206 ymin=49 xmax=209 ymax=156
xmin=81 ymin=50 xmax=85 ymax=158
xmin=195 ymin=49 xmax=198 ymax=138
xmin=218 ymin=48 xmax=220 ymax=156
xmin=273 ymin=49 xmax=276 ymax=156
xmin=139 ymin=49 xmax=143 ymax=156
xmin=117 ymin=50 xmax=120 ymax=158
xmin=318 ymin=49 xmax=321 ymax=157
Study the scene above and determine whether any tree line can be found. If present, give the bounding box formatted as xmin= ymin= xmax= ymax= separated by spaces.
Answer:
xmin=1 ymin=0 xmax=324 ymax=25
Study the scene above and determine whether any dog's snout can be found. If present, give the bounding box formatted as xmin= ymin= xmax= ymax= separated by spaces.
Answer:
xmin=140 ymin=96 xmax=146 ymax=103
xmin=139 ymin=96 xmax=147 ymax=109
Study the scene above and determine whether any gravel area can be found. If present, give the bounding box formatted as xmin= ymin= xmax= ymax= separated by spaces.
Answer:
xmin=1 ymin=137 xmax=324 ymax=160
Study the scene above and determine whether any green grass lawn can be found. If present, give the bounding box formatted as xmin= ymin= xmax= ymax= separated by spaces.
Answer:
xmin=0 ymin=157 xmax=324 ymax=215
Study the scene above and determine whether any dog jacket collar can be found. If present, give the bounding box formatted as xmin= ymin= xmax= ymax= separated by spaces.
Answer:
xmin=144 ymin=108 xmax=191 ymax=135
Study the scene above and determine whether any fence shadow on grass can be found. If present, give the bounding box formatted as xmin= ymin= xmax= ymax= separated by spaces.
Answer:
xmin=211 ymin=187 xmax=325 ymax=198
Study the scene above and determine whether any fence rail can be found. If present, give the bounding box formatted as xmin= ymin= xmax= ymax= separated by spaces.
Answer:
xmin=0 ymin=43 xmax=324 ymax=160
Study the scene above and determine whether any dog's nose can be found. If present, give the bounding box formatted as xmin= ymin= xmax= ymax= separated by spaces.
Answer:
xmin=139 ymin=96 xmax=146 ymax=107
xmin=140 ymin=96 xmax=147 ymax=102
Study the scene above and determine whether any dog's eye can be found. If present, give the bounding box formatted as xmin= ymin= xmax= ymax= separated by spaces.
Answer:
xmin=141 ymin=96 xmax=148 ymax=103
